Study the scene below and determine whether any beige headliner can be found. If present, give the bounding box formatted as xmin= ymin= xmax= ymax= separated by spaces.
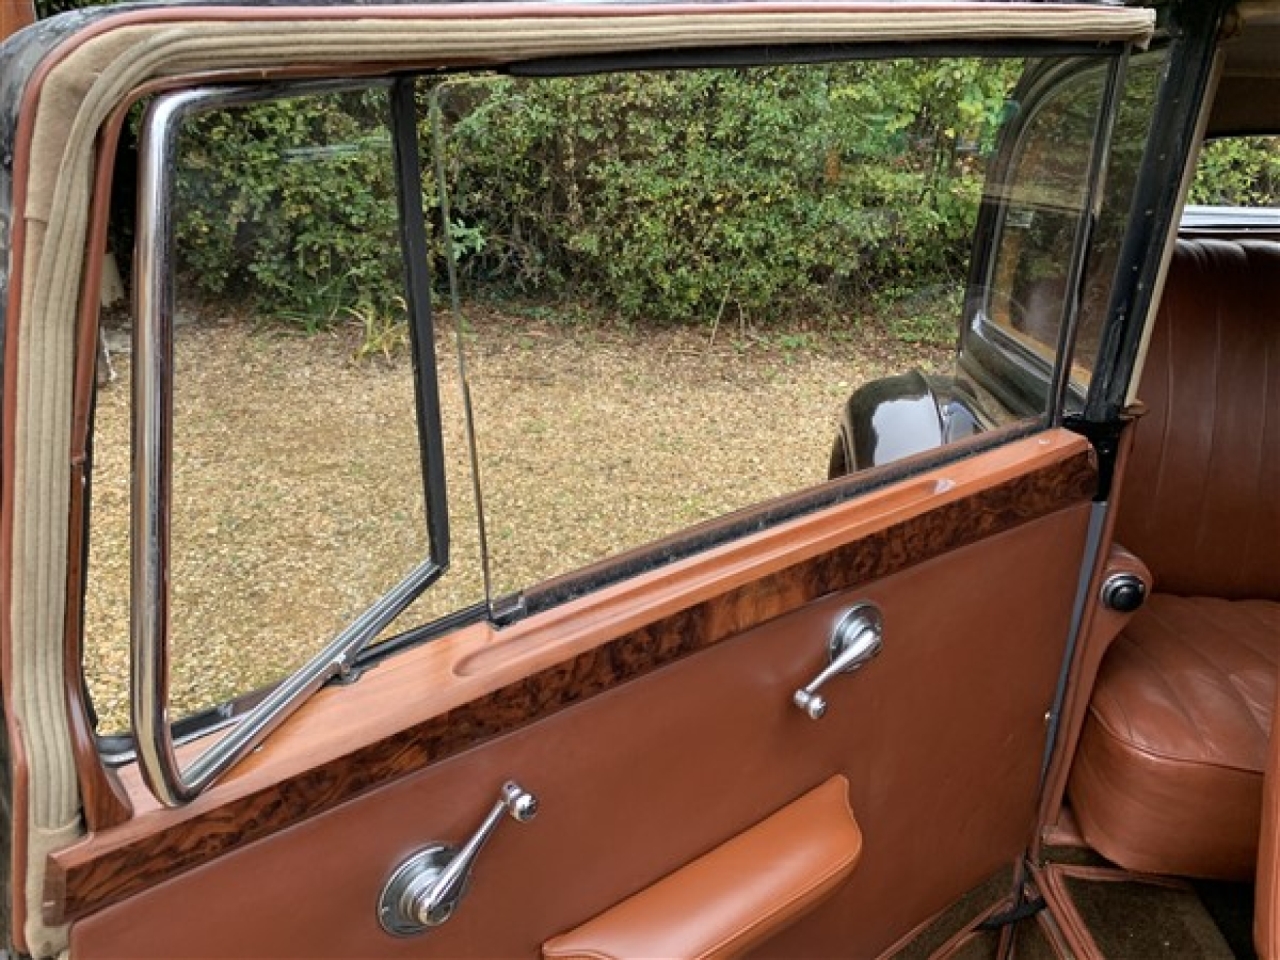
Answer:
xmin=1211 ymin=0 xmax=1280 ymax=134
xmin=3 ymin=3 xmax=1154 ymax=955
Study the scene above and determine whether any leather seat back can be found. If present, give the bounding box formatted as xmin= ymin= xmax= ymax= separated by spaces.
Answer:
xmin=1114 ymin=238 xmax=1280 ymax=601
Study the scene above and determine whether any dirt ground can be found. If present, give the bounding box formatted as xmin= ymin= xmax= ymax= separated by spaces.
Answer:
xmin=84 ymin=307 xmax=950 ymax=732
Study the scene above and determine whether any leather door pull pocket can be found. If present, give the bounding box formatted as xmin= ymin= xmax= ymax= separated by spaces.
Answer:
xmin=542 ymin=775 xmax=862 ymax=960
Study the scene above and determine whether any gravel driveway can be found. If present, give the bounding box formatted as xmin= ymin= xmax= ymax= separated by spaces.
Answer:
xmin=84 ymin=309 xmax=948 ymax=732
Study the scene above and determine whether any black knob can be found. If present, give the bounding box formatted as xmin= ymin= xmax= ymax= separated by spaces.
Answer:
xmin=1101 ymin=574 xmax=1146 ymax=613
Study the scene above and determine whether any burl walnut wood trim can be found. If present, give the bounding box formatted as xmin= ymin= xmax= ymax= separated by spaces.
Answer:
xmin=47 ymin=432 xmax=1096 ymax=924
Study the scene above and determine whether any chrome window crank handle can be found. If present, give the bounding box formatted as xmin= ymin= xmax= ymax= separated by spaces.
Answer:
xmin=793 ymin=603 xmax=884 ymax=720
xmin=420 ymin=782 xmax=536 ymax=923
xmin=379 ymin=781 xmax=537 ymax=936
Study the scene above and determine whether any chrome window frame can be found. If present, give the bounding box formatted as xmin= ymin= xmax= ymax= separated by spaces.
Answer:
xmin=130 ymin=79 xmax=448 ymax=806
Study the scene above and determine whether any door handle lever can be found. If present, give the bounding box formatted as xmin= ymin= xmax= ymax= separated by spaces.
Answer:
xmin=793 ymin=603 xmax=883 ymax=720
xmin=379 ymin=781 xmax=537 ymax=936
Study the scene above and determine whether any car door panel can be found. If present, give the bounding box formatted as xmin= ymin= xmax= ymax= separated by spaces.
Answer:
xmin=0 ymin=1 xmax=1162 ymax=952
xmin=61 ymin=432 xmax=1093 ymax=959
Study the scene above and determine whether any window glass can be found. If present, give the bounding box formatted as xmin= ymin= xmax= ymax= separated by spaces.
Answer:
xmin=1073 ymin=52 xmax=1163 ymax=376
xmin=958 ymin=51 xmax=1162 ymax=414
xmin=983 ymin=70 xmax=1101 ymax=359
xmin=431 ymin=56 xmax=1104 ymax=601
xmin=85 ymin=86 xmax=485 ymax=734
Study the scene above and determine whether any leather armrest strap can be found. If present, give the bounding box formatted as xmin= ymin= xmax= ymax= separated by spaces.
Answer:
xmin=542 ymin=775 xmax=862 ymax=960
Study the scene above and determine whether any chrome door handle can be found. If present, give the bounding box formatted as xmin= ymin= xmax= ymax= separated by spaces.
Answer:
xmin=793 ymin=602 xmax=883 ymax=719
xmin=378 ymin=781 xmax=537 ymax=936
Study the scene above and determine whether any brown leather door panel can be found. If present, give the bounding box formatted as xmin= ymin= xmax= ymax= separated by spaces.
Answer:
xmin=69 ymin=491 xmax=1090 ymax=959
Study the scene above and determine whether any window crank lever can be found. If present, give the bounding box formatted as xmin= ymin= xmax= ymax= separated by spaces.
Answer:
xmin=793 ymin=603 xmax=884 ymax=720
xmin=378 ymin=781 xmax=537 ymax=936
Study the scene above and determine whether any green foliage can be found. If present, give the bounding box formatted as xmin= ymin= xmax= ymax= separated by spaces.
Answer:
xmin=441 ymin=60 xmax=1020 ymax=324
xmin=172 ymin=89 xmax=404 ymax=326
xmin=347 ymin=297 xmax=411 ymax=362
xmin=34 ymin=0 xmax=113 ymax=16
xmin=882 ymin=285 xmax=965 ymax=347
xmin=169 ymin=61 xmax=1022 ymax=331
xmin=1189 ymin=137 xmax=1280 ymax=207
xmin=33 ymin=7 xmax=1280 ymax=336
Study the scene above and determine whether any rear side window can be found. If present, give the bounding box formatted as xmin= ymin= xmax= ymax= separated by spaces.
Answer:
xmin=958 ymin=51 xmax=1165 ymax=413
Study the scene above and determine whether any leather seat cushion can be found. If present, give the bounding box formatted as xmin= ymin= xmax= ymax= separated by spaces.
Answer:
xmin=1069 ymin=593 xmax=1280 ymax=880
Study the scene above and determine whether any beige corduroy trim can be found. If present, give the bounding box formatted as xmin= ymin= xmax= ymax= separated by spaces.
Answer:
xmin=8 ymin=4 xmax=1154 ymax=955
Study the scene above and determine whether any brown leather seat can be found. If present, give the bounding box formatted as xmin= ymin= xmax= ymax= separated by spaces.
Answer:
xmin=1068 ymin=238 xmax=1280 ymax=880
xmin=1072 ymin=595 xmax=1280 ymax=878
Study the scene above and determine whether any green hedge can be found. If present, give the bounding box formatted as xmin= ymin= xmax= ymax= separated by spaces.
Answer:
xmin=173 ymin=90 xmax=403 ymax=328
xmin=34 ymin=1 xmax=1280 ymax=331
xmin=160 ymin=66 xmax=1278 ymax=331
xmin=172 ymin=62 xmax=1017 ymax=327
xmin=440 ymin=63 xmax=1015 ymax=324
xmin=1189 ymin=137 xmax=1280 ymax=207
